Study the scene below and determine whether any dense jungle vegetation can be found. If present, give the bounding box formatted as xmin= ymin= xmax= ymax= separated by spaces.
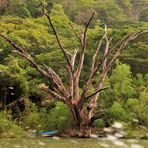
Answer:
xmin=0 ymin=0 xmax=148 ymax=137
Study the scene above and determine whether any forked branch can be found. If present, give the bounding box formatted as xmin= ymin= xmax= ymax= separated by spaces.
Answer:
xmin=76 ymin=12 xmax=95 ymax=77
xmin=0 ymin=33 xmax=70 ymax=101
xmin=44 ymin=12 xmax=73 ymax=73
xmin=88 ymin=29 xmax=148 ymax=113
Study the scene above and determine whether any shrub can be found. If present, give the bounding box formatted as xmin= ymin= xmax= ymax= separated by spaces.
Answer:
xmin=109 ymin=101 xmax=126 ymax=121
xmin=23 ymin=102 xmax=73 ymax=132
xmin=13 ymin=5 xmax=31 ymax=18
xmin=22 ymin=103 xmax=45 ymax=130
xmin=0 ymin=111 xmax=25 ymax=138
xmin=46 ymin=102 xmax=73 ymax=131
xmin=93 ymin=119 xmax=105 ymax=127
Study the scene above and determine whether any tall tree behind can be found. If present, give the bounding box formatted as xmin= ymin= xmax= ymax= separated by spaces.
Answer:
xmin=0 ymin=0 xmax=9 ymax=15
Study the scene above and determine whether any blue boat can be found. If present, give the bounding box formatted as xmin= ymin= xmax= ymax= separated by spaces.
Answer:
xmin=35 ymin=130 xmax=58 ymax=137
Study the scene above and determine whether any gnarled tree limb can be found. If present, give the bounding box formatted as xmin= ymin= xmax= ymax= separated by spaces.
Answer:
xmin=40 ymin=86 xmax=66 ymax=102
xmin=76 ymin=12 xmax=95 ymax=77
xmin=72 ymin=12 xmax=95 ymax=104
xmin=0 ymin=34 xmax=70 ymax=101
xmin=44 ymin=12 xmax=73 ymax=73
xmin=87 ymin=29 xmax=148 ymax=119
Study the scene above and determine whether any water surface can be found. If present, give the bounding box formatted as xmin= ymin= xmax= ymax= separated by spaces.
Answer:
xmin=0 ymin=138 xmax=147 ymax=148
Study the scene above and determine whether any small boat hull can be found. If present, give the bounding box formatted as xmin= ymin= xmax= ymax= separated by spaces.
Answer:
xmin=35 ymin=130 xmax=58 ymax=137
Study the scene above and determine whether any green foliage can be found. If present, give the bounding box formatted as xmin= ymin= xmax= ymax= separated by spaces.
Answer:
xmin=0 ymin=0 xmax=53 ymax=18
xmin=0 ymin=59 xmax=29 ymax=119
xmin=139 ymin=9 xmax=148 ymax=22
xmin=12 ymin=4 xmax=31 ymax=18
xmin=0 ymin=59 xmax=28 ymax=98
xmin=109 ymin=102 xmax=126 ymax=121
xmin=23 ymin=103 xmax=44 ymax=130
xmin=99 ymin=62 xmax=135 ymax=110
xmin=23 ymin=102 xmax=73 ymax=131
xmin=99 ymin=63 xmax=148 ymax=126
xmin=47 ymin=102 xmax=73 ymax=131
xmin=93 ymin=119 xmax=105 ymax=127
xmin=127 ymin=88 xmax=148 ymax=126
xmin=0 ymin=111 xmax=25 ymax=138
xmin=1 ymin=0 xmax=148 ymax=24
xmin=26 ymin=0 xmax=53 ymax=17
xmin=109 ymin=62 xmax=135 ymax=100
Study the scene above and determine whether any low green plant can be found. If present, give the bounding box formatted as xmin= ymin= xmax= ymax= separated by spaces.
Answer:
xmin=0 ymin=111 xmax=25 ymax=138
xmin=23 ymin=102 xmax=73 ymax=132
xmin=109 ymin=101 xmax=127 ymax=121
xmin=93 ymin=119 xmax=105 ymax=127
xmin=45 ymin=102 xmax=73 ymax=131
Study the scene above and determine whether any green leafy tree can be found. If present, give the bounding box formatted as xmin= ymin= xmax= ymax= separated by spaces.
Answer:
xmin=139 ymin=9 xmax=148 ymax=22
xmin=0 ymin=59 xmax=29 ymax=119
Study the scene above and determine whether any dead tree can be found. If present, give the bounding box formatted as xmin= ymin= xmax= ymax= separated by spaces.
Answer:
xmin=0 ymin=12 xmax=147 ymax=130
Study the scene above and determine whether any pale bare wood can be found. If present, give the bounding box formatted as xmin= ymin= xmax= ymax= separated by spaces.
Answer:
xmin=40 ymin=87 xmax=66 ymax=102
xmin=79 ymin=25 xmax=108 ymax=108
xmin=0 ymin=34 xmax=70 ymax=102
xmin=43 ymin=64 xmax=70 ymax=99
xmin=44 ymin=12 xmax=73 ymax=73
xmin=72 ymin=12 xmax=95 ymax=104
xmin=71 ymin=49 xmax=78 ymax=69
xmin=67 ymin=49 xmax=78 ymax=97
xmin=76 ymin=12 xmax=95 ymax=77
xmin=88 ymin=25 xmax=110 ymax=108
xmin=87 ymin=30 xmax=148 ymax=120
xmin=78 ymin=39 xmax=102 ymax=108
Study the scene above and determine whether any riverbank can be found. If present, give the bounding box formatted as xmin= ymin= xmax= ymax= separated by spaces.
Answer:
xmin=31 ymin=125 xmax=148 ymax=140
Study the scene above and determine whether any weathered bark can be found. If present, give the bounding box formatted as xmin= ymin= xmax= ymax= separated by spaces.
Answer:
xmin=0 ymin=11 xmax=147 ymax=130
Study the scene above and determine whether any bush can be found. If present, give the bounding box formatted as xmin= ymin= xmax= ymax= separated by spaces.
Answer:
xmin=12 ymin=5 xmax=31 ymax=18
xmin=139 ymin=9 xmax=148 ymax=22
xmin=23 ymin=102 xmax=73 ymax=132
xmin=46 ymin=102 xmax=73 ymax=131
xmin=109 ymin=102 xmax=126 ymax=121
xmin=0 ymin=111 xmax=25 ymax=138
xmin=23 ymin=103 xmax=46 ymax=130
xmin=127 ymin=91 xmax=148 ymax=126
xmin=93 ymin=119 xmax=105 ymax=127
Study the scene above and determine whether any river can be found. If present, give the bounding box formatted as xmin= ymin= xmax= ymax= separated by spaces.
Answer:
xmin=0 ymin=138 xmax=147 ymax=148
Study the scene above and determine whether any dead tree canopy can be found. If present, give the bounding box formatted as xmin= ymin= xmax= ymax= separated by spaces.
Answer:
xmin=0 ymin=11 xmax=147 ymax=129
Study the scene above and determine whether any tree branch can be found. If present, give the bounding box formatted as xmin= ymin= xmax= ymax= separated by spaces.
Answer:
xmin=44 ymin=12 xmax=73 ymax=73
xmin=12 ymin=50 xmax=50 ymax=79
xmin=72 ymin=12 xmax=95 ymax=104
xmin=69 ymin=22 xmax=81 ymax=43
xmin=106 ymin=30 xmax=148 ymax=71
xmin=0 ymin=34 xmax=70 ymax=100
xmin=67 ymin=49 xmax=78 ymax=97
xmin=0 ymin=33 xmax=25 ymax=53
xmin=76 ymin=12 xmax=95 ymax=77
xmin=79 ymin=25 xmax=108 ymax=106
xmin=87 ymin=29 xmax=148 ymax=118
xmin=43 ymin=64 xmax=70 ymax=99
xmin=86 ymin=86 xmax=109 ymax=100
xmin=40 ymin=86 xmax=66 ymax=102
